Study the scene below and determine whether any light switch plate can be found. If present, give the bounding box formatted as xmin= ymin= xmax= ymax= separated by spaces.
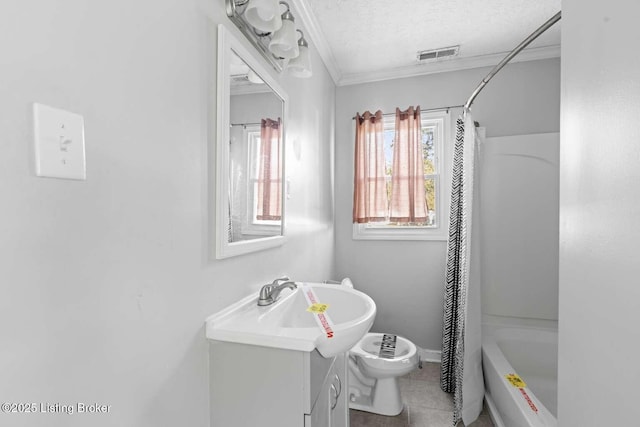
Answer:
xmin=33 ymin=103 xmax=86 ymax=180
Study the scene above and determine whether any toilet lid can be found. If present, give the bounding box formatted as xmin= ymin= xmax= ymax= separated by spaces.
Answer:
xmin=358 ymin=334 xmax=410 ymax=359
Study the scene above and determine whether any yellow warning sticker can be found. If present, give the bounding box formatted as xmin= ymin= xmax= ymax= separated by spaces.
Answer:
xmin=505 ymin=373 xmax=527 ymax=388
xmin=307 ymin=303 xmax=329 ymax=314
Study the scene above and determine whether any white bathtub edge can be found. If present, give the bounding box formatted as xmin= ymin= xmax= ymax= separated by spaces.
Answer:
xmin=485 ymin=394 xmax=507 ymax=427
xmin=482 ymin=322 xmax=558 ymax=427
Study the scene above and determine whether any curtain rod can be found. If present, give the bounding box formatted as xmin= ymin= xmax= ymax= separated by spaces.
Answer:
xmin=230 ymin=122 xmax=261 ymax=127
xmin=351 ymin=104 xmax=464 ymax=120
xmin=465 ymin=11 xmax=562 ymax=110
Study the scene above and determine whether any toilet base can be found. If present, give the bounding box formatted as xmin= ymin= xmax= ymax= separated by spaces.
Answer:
xmin=348 ymin=332 xmax=418 ymax=417
xmin=348 ymin=377 xmax=404 ymax=416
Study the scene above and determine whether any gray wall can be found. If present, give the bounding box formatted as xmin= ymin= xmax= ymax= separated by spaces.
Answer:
xmin=335 ymin=58 xmax=560 ymax=350
xmin=559 ymin=1 xmax=640 ymax=424
xmin=0 ymin=1 xmax=335 ymax=426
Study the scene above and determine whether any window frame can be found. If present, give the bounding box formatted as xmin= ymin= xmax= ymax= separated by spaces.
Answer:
xmin=352 ymin=110 xmax=450 ymax=241
xmin=244 ymin=126 xmax=281 ymax=237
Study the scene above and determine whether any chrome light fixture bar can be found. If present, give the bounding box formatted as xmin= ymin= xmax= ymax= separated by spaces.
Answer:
xmin=226 ymin=0 xmax=285 ymax=71
xmin=225 ymin=0 xmax=312 ymax=77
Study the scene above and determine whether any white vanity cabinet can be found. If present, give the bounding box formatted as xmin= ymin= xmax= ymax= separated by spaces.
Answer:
xmin=305 ymin=350 xmax=347 ymax=427
xmin=209 ymin=340 xmax=348 ymax=427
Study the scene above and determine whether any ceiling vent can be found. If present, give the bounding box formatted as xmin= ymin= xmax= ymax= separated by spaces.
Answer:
xmin=230 ymin=74 xmax=249 ymax=83
xmin=417 ymin=45 xmax=460 ymax=62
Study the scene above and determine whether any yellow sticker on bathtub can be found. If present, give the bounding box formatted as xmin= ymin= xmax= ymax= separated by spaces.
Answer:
xmin=307 ymin=303 xmax=329 ymax=314
xmin=505 ymin=373 xmax=527 ymax=388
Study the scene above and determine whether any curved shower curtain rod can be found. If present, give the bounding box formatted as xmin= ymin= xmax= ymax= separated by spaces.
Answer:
xmin=464 ymin=11 xmax=562 ymax=110
xmin=351 ymin=12 xmax=562 ymax=120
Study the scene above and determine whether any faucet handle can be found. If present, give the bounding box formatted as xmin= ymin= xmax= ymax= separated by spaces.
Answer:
xmin=259 ymin=285 xmax=273 ymax=300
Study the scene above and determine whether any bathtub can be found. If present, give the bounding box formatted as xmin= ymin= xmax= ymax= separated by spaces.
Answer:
xmin=482 ymin=319 xmax=558 ymax=427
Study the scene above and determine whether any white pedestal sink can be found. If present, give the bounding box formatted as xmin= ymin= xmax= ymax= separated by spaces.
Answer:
xmin=205 ymin=282 xmax=376 ymax=357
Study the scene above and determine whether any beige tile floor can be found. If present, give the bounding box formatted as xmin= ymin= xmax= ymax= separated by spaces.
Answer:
xmin=349 ymin=362 xmax=494 ymax=427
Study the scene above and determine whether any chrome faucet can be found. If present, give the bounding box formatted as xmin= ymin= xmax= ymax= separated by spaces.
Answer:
xmin=257 ymin=277 xmax=297 ymax=306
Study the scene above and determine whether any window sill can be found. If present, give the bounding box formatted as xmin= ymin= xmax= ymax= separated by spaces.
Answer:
xmin=352 ymin=224 xmax=448 ymax=241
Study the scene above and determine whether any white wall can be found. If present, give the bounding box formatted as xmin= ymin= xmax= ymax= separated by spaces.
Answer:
xmin=559 ymin=1 xmax=640 ymax=425
xmin=335 ymin=59 xmax=560 ymax=350
xmin=0 ymin=1 xmax=335 ymax=426
xmin=480 ymin=133 xmax=559 ymax=321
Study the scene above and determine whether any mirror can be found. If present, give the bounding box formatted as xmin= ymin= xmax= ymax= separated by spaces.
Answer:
xmin=214 ymin=25 xmax=287 ymax=259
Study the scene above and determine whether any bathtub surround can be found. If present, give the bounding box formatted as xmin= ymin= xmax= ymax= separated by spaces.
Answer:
xmin=479 ymin=132 xmax=559 ymax=322
xmin=475 ymin=131 xmax=559 ymax=425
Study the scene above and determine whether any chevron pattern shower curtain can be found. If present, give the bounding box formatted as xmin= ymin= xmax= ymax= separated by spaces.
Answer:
xmin=440 ymin=110 xmax=484 ymax=426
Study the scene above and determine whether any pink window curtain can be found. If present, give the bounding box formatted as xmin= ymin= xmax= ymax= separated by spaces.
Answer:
xmin=256 ymin=118 xmax=282 ymax=221
xmin=390 ymin=106 xmax=428 ymax=223
xmin=353 ymin=110 xmax=387 ymax=223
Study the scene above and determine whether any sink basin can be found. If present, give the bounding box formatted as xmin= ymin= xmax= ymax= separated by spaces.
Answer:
xmin=205 ymin=282 xmax=376 ymax=358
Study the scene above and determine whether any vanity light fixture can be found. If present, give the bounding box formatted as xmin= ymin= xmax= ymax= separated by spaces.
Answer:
xmin=268 ymin=3 xmax=299 ymax=59
xmin=225 ymin=0 xmax=312 ymax=77
xmin=287 ymin=30 xmax=312 ymax=78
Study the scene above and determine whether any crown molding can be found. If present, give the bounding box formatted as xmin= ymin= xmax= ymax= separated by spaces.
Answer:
xmin=289 ymin=0 xmax=342 ymax=84
xmin=337 ymin=45 xmax=561 ymax=86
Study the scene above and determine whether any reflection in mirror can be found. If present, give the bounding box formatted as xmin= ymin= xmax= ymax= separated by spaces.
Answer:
xmin=229 ymin=50 xmax=283 ymax=242
xmin=215 ymin=25 xmax=287 ymax=259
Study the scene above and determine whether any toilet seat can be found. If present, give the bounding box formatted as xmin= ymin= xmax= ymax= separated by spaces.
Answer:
xmin=352 ymin=333 xmax=411 ymax=357
xmin=351 ymin=333 xmax=416 ymax=361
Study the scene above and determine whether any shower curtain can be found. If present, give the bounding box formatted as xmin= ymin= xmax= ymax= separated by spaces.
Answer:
xmin=440 ymin=110 xmax=484 ymax=426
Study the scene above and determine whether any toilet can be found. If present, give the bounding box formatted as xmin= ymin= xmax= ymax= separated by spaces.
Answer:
xmin=339 ymin=278 xmax=419 ymax=416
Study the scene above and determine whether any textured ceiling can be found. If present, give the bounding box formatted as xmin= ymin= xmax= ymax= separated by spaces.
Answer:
xmin=295 ymin=0 xmax=561 ymax=85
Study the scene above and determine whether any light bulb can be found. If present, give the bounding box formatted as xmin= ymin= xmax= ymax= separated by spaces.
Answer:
xmin=244 ymin=0 xmax=282 ymax=33
xmin=268 ymin=17 xmax=299 ymax=59
xmin=288 ymin=45 xmax=311 ymax=78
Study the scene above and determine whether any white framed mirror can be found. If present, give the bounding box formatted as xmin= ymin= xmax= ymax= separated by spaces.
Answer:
xmin=214 ymin=25 xmax=287 ymax=259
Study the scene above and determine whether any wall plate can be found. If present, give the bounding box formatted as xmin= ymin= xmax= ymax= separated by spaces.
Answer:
xmin=33 ymin=103 xmax=86 ymax=180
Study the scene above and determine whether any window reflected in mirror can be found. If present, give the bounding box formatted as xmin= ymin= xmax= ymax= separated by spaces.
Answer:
xmin=227 ymin=50 xmax=284 ymax=243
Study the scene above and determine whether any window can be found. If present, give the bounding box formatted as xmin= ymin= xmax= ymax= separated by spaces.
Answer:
xmin=353 ymin=110 xmax=449 ymax=240
xmin=244 ymin=126 xmax=281 ymax=236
